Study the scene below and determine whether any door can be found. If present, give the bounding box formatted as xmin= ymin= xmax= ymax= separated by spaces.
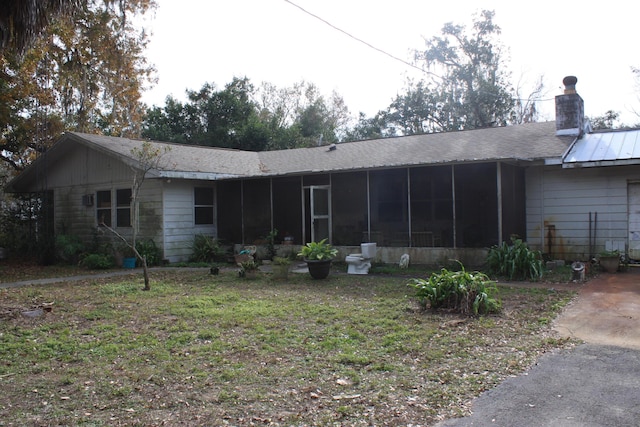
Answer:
xmin=304 ymin=185 xmax=331 ymax=243
xmin=628 ymin=183 xmax=640 ymax=260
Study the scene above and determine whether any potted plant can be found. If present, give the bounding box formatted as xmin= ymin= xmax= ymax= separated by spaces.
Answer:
xmin=239 ymin=259 xmax=260 ymax=278
xmin=272 ymin=256 xmax=291 ymax=280
xmin=298 ymin=239 xmax=338 ymax=279
xmin=598 ymin=249 xmax=621 ymax=273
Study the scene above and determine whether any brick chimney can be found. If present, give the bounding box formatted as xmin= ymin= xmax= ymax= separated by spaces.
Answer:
xmin=555 ymin=76 xmax=584 ymax=136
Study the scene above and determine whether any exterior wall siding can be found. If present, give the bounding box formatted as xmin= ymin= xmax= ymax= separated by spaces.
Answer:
xmin=162 ymin=180 xmax=217 ymax=263
xmin=43 ymin=146 xmax=165 ymax=258
xmin=526 ymin=164 xmax=639 ymax=260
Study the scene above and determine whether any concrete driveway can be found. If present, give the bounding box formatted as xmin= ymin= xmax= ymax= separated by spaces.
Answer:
xmin=437 ymin=268 xmax=640 ymax=427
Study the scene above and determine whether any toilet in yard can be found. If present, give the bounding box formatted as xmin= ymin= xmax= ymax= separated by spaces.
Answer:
xmin=345 ymin=243 xmax=377 ymax=274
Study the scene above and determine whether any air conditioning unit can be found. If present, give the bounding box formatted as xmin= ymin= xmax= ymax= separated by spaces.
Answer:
xmin=82 ymin=194 xmax=94 ymax=207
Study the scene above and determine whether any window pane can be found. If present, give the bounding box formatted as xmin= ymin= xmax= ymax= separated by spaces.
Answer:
xmin=195 ymin=207 xmax=214 ymax=225
xmin=96 ymin=190 xmax=111 ymax=226
xmin=116 ymin=189 xmax=132 ymax=207
xmin=117 ymin=207 xmax=131 ymax=227
xmin=195 ymin=187 xmax=214 ymax=205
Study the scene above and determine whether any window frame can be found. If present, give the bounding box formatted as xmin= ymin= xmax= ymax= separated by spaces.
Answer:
xmin=194 ymin=187 xmax=215 ymax=226
xmin=96 ymin=188 xmax=132 ymax=228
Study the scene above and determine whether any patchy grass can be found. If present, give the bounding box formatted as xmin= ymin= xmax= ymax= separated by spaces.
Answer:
xmin=0 ymin=269 xmax=577 ymax=426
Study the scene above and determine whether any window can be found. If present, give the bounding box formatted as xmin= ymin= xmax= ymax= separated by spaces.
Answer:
xmin=96 ymin=188 xmax=132 ymax=227
xmin=96 ymin=190 xmax=111 ymax=226
xmin=116 ymin=188 xmax=132 ymax=227
xmin=194 ymin=187 xmax=214 ymax=225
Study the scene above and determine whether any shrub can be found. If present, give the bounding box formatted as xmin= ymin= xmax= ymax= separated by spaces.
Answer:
xmin=136 ymin=239 xmax=162 ymax=266
xmin=408 ymin=261 xmax=501 ymax=316
xmin=486 ymin=236 xmax=544 ymax=281
xmin=190 ymin=234 xmax=227 ymax=263
xmin=81 ymin=253 xmax=114 ymax=269
xmin=55 ymin=234 xmax=85 ymax=264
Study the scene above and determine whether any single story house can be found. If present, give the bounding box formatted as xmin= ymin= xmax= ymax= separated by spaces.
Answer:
xmin=6 ymin=76 xmax=640 ymax=265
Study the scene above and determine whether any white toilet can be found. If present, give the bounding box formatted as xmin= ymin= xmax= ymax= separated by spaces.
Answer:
xmin=345 ymin=243 xmax=377 ymax=274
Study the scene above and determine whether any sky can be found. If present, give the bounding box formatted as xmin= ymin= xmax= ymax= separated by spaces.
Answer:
xmin=140 ymin=0 xmax=640 ymax=126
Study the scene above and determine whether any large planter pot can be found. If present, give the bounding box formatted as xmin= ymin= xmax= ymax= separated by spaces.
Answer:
xmin=122 ymin=257 xmax=137 ymax=269
xmin=599 ymin=256 xmax=620 ymax=273
xmin=305 ymin=259 xmax=333 ymax=279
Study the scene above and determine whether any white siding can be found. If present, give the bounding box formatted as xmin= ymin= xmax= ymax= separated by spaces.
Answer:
xmin=162 ymin=180 xmax=217 ymax=263
xmin=526 ymin=164 xmax=640 ymax=260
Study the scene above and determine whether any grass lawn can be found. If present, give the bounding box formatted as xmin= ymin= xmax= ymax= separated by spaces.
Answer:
xmin=0 ymin=267 xmax=577 ymax=426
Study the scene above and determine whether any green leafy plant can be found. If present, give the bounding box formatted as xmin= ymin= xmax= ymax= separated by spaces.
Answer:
xmin=408 ymin=261 xmax=501 ymax=315
xmin=264 ymin=228 xmax=278 ymax=260
xmin=190 ymin=234 xmax=227 ymax=263
xmin=599 ymin=249 xmax=620 ymax=258
xmin=486 ymin=236 xmax=544 ymax=281
xmin=135 ymin=239 xmax=162 ymax=266
xmin=80 ymin=253 xmax=114 ymax=270
xmin=273 ymin=256 xmax=291 ymax=266
xmin=55 ymin=234 xmax=85 ymax=264
xmin=298 ymin=239 xmax=338 ymax=261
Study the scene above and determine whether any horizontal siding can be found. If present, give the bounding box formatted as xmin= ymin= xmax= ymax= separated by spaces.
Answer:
xmin=526 ymin=164 xmax=640 ymax=260
xmin=162 ymin=180 xmax=217 ymax=263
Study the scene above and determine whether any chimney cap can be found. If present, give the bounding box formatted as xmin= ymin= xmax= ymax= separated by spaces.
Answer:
xmin=563 ymin=76 xmax=578 ymax=94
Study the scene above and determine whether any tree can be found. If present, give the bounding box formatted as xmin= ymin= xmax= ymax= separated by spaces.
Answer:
xmin=142 ymin=78 xmax=351 ymax=150
xmin=378 ymin=10 xmax=516 ymax=136
xmin=0 ymin=0 xmax=155 ymax=172
xmin=589 ymin=110 xmax=621 ymax=130
xmin=0 ymin=0 xmax=80 ymax=54
xmin=416 ymin=10 xmax=515 ymax=130
xmin=100 ymin=141 xmax=170 ymax=291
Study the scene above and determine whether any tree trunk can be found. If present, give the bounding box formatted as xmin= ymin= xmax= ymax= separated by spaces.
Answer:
xmin=141 ymin=255 xmax=150 ymax=290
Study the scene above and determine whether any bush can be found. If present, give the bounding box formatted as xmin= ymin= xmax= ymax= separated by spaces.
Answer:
xmin=136 ymin=239 xmax=162 ymax=266
xmin=190 ymin=234 xmax=228 ymax=263
xmin=486 ymin=236 xmax=544 ymax=281
xmin=55 ymin=234 xmax=85 ymax=264
xmin=81 ymin=253 xmax=114 ymax=270
xmin=408 ymin=261 xmax=501 ymax=316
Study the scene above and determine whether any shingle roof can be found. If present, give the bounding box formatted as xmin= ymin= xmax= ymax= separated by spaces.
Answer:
xmin=258 ymin=121 xmax=571 ymax=175
xmin=5 ymin=122 xmax=574 ymax=192
xmin=75 ymin=121 xmax=573 ymax=177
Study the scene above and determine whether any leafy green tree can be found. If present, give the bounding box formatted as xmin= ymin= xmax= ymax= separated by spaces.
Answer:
xmin=343 ymin=111 xmax=391 ymax=142
xmin=589 ymin=110 xmax=621 ymax=130
xmin=381 ymin=10 xmax=516 ymax=136
xmin=143 ymin=78 xmax=351 ymax=151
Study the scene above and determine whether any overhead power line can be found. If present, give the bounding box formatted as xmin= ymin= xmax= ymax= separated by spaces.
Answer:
xmin=283 ymin=0 xmax=437 ymax=79
xmin=284 ymin=0 xmax=554 ymax=104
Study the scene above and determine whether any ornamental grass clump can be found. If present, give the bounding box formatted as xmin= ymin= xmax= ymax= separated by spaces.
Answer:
xmin=486 ymin=236 xmax=544 ymax=281
xmin=408 ymin=261 xmax=501 ymax=316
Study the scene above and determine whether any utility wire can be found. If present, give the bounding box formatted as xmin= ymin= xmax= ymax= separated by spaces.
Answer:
xmin=284 ymin=0 xmax=555 ymax=104
xmin=283 ymin=0 xmax=440 ymax=80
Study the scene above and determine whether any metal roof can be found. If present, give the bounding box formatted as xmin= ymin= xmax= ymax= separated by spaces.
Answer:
xmin=563 ymin=129 xmax=640 ymax=168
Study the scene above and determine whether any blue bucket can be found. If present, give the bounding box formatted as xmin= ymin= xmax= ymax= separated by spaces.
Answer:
xmin=122 ymin=257 xmax=136 ymax=269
